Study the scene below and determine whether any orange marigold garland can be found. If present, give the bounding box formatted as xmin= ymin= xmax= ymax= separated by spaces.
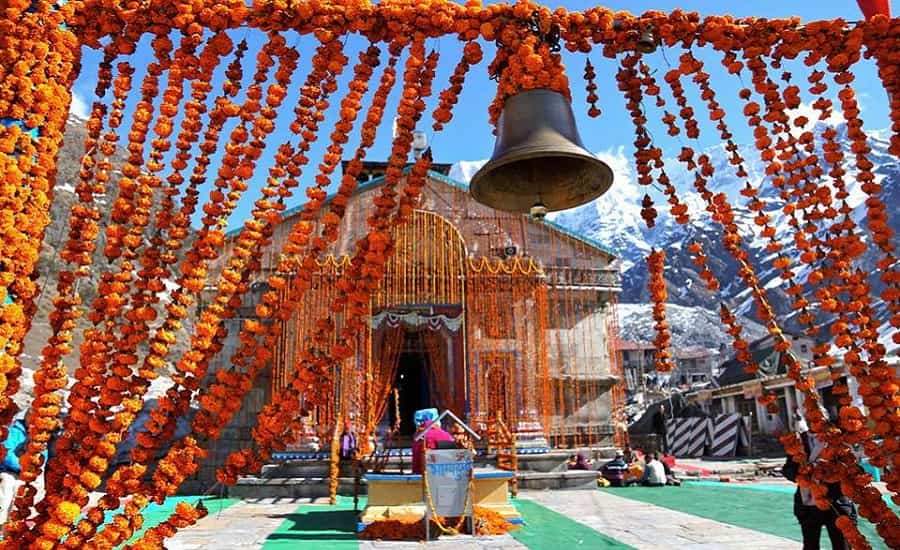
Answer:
xmin=583 ymin=59 xmax=601 ymax=118
xmin=646 ymin=249 xmax=674 ymax=372
xmin=193 ymin=48 xmax=399 ymax=455
xmin=216 ymin=37 xmax=441 ymax=484
xmin=51 ymin=36 xmax=301 ymax=545
xmin=488 ymin=6 xmax=571 ymax=127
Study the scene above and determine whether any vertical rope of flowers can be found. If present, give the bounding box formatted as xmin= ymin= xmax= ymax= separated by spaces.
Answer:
xmin=189 ymin=46 xmax=398 ymax=465
xmin=47 ymin=38 xmax=300 ymax=550
xmin=0 ymin=1 xmax=79 ymax=446
xmin=663 ymin=29 xmax=897 ymax=545
xmin=48 ymin=36 xmax=164 ymax=505
xmin=31 ymin=42 xmax=120 ymax=521
xmin=76 ymin=41 xmax=367 ymax=546
xmin=214 ymin=37 xmax=439 ymax=485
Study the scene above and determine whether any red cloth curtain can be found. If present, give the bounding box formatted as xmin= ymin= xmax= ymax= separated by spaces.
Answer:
xmin=364 ymin=326 xmax=406 ymax=438
xmin=858 ymin=0 xmax=891 ymax=18
xmin=422 ymin=329 xmax=452 ymax=412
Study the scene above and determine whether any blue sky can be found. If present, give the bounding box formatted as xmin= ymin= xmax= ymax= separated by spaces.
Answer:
xmin=67 ymin=0 xmax=894 ymax=231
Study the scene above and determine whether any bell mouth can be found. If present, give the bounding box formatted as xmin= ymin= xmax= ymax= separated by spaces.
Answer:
xmin=470 ymin=148 xmax=614 ymax=213
xmin=469 ymin=88 xmax=615 ymax=213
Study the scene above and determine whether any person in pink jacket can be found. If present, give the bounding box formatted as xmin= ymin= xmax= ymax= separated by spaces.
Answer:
xmin=411 ymin=408 xmax=455 ymax=474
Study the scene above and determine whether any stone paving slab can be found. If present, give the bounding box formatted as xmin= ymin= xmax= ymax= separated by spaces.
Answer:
xmin=167 ymin=498 xmax=314 ymax=549
xmin=521 ymin=489 xmax=797 ymax=550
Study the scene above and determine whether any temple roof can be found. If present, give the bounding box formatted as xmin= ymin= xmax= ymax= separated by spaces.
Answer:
xmin=226 ymin=166 xmax=617 ymax=260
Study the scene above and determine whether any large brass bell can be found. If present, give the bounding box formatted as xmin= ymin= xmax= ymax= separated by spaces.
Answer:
xmin=470 ymin=89 xmax=614 ymax=214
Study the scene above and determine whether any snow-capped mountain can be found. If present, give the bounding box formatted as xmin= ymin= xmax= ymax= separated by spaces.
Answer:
xmin=452 ymin=122 xmax=899 ymax=353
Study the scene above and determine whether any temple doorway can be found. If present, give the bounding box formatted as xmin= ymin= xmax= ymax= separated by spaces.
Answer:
xmin=392 ymin=333 xmax=432 ymax=436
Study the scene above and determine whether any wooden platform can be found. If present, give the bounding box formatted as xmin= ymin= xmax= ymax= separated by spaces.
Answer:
xmin=358 ymin=470 xmax=521 ymax=531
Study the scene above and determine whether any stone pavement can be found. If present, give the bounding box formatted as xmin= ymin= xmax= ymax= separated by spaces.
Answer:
xmin=167 ymin=498 xmax=310 ymax=550
xmin=518 ymin=489 xmax=796 ymax=550
xmin=162 ymin=489 xmax=802 ymax=549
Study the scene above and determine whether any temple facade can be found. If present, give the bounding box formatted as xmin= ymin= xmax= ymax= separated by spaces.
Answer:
xmin=194 ymin=162 xmax=624 ymax=487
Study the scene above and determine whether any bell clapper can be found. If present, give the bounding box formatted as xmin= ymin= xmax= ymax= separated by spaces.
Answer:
xmin=530 ymin=200 xmax=548 ymax=221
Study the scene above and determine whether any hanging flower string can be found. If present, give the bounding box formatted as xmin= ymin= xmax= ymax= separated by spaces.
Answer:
xmin=646 ymin=249 xmax=674 ymax=372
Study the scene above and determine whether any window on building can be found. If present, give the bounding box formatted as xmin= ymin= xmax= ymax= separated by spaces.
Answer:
xmin=800 ymin=344 xmax=808 ymax=353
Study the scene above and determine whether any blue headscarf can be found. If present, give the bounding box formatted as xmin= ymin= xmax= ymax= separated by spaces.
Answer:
xmin=413 ymin=408 xmax=439 ymax=428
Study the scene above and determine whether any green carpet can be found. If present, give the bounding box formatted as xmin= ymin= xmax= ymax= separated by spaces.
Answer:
xmin=512 ymin=499 xmax=635 ymax=549
xmin=601 ymin=482 xmax=888 ymax=550
xmin=121 ymin=496 xmax=240 ymax=546
xmin=261 ymin=496 xmax=362 ymax=550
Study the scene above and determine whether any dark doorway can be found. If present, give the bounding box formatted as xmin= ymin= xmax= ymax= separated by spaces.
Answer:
xmin=391 ymin=351 xmax=431 ymax=436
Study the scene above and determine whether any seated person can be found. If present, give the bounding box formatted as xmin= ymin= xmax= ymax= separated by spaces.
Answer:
xmin=601 ymin=451 xmax=629 ymax=487
xmin=641 ymin=452 xmax=667 ymax=487
xmin=662 ymin=457 xmax=681 ymax=486
xmin=623 ymin=449 xmax=646 ymax=485
xmin=411 ymin=409 xmax=454 ymax=474
xmin=568 ymin=452 xmax=591 ymax=471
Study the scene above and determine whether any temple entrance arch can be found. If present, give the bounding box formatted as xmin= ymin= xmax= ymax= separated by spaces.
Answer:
xmin=364 ymin=210 xmax=468 ymax=440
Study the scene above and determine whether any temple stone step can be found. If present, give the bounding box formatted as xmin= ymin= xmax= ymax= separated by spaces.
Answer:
xmin=227 ymin=476 xmax=364 ymax=499
xmin=516 ymin=470 xmax=599 ymax=491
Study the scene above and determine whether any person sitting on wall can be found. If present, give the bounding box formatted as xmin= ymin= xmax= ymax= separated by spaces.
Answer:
xmin=411 ymin=408 xmax=454 ymax=474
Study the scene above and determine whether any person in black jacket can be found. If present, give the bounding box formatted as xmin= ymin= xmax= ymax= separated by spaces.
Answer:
xmin=783 ymin=427 xmax=856 ymax=550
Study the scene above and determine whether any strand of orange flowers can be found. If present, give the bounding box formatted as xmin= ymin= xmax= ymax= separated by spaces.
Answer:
xmin=185 ymin=42 xmax=356 ymax=444
xmin=672 ymin=34 xmax=856 ymax=500
xmin=82 ymin=442 xmax=203 ymax=550
xmin=29 ymin=37 xmax=288 ymax=545
xmin=743 ymin=36 xmax=900 ymax=492
xmin=635 ymin=60 xmax=690 ymax=225
xmin=108 ymin=34 xmax=296 ymax=453
xmin=0 ymin=1 xmax=78 ymax=437
xmin=215 ymin=38 xmax=438 ymax=484
xmin=188 ymin=42 xmax=356 ymax=444
xmin=46 ymin=40 xmax=160 ymax=498
xmin=245 ymin=43 xmax=436 ymax=449
xmin=76 ymin=43 xmax=373 ymax=544
xmin=665 ymin=45 xmax=899 ymax=545
xmin=696 ymin=42 xmax=884 ymax=536
xmin=87 ymin=33 xmax=204 ymax=456
xmin=6 ymin=57 xmax=142 ymax=543
xmin=125 ymin=41 xmax=364 ymax=478
xmin=42 ymin=37 xmax=300 ymax=545
xmin=433 ymin=41 xmax=483 ymax=131
xmin=128 ymin=40 xmax=349 ymax=465
xmin=27 ymin=44 xmax=120 ymax=523
xmin=615 ymin=54 xmax=660 ymax=228
xmin=820 ymin=53 xmax=900 ymax=491
xmin=646 ymin=249 xmax=674 ymax=372
xmin=190 ymin=47 xmax=399 ymax=455
xmin=21 ymin=42 xmax=166 ymax=531
xmin=125 ymin=500 xmax=209 ymax=550
xmin=583 ymin=59 xmax=601 ymax=118
xmin=45 ymin=41 xmax=247 ymax=523
xmin=767 ymin=43 xmax=890 ymax=440
xmin=112 ymin=35 xmax=237 ymax=449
